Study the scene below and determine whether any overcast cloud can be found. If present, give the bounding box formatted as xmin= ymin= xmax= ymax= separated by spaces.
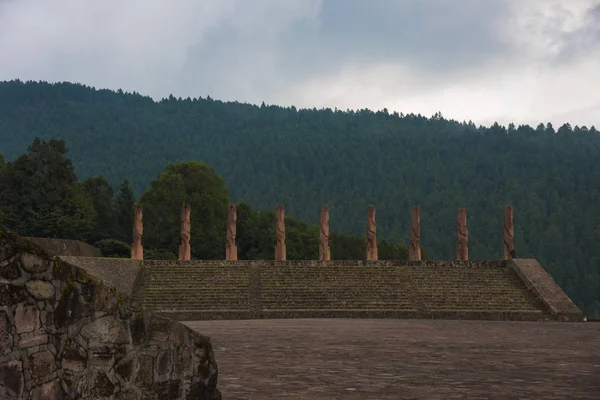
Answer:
xmin=1 ymin=0 xmax=599 ymax=128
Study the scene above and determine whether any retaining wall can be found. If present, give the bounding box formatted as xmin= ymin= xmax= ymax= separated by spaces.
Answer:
xmin=0 ymin=226 xmax=221 ymax=399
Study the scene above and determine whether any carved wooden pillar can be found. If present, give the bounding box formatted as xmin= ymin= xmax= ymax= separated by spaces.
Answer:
xmin=319 ymin=205 xmax=331 ymax=261
xmin=226 ymin=204 xmax=238 ymax=261
xmin=275 ymin=205 xmax=286 ymax=261
xmin=366 ymin=205 xmax=378 ymax=261
xmin=409 ymin=205 xmax=421 ymax=261
xmin=178 ymin=203 xmax=191 ymax=261
xmin=456 ymin=208 xmax=468 ymax=261
xmin=131 ymin=204 xmax=144 ymax=260
xmin=503 ymin=205 xmax=515 ymax=260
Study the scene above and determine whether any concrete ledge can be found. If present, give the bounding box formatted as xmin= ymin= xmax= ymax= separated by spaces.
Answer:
xmin=60 ymin=256 xmax=141 ymax=297
xmin=155 ymin=310 xmax=254 ymax=321
xmin=511 ymin=259 xmax=584 ymax=322
xmin=158 ymin=309 xmax=546 ymax=322
xmin=142 ymin=260 xmax=509 ymax=268
xmin=25 ymin=236 xmax=102 ymax=257
xmin=427 ymin=309 xmax=545 ymax=321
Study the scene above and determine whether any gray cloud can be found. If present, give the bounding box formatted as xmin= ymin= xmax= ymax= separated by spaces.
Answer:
xmin=0 ymin=0 xmax=598 ymax=127
xmin=556 ymin=2 xmax=600 ymax=60
xmin=178 ymin=0 xmax=513 ymax=100
xmin=315 ymin=0 xmax=511 ymax=70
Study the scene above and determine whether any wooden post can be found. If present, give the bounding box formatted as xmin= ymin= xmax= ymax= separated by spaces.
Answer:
xmin=366 ymin=206 xmax=378 ymax=261
xmin=409 ymin=206 xmax=421 ymax=261
xmin=456 ymin=208 xmax=468 ymax=261
xmin=275 ymin=205 xmax=286 ymax=261
xmin=131 ymin=205 xmax=144 ymax=260
xmin=226 ymin=204 xmax=238 ymax=261
xmin=178 ymin=203 xmax=191 ymax=261
xmin=319 ymin=205 xmax=331 ymax=261
xmin=503 ymin=205 xmax=515 ymax=260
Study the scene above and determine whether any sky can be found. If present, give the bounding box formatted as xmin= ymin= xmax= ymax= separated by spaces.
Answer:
xmin=1 ymin=0 xmax=599 ymax=128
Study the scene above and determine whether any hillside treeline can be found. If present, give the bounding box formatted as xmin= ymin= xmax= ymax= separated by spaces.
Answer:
xmin=0 ymin=138 xmax=413 ymax=262
xmin=0 ymin=80 xmax=598 ymax=317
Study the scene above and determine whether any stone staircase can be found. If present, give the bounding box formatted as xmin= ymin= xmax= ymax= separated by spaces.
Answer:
xmin=409 ymin=266 xmax=542 ymax=312
xmin=135 ymin=261 xmax=548 ymax=321
xmin=138 ymin=262 xmax=251 ymax=312
xmin=259 ymin=265 xmax=415 ymax=310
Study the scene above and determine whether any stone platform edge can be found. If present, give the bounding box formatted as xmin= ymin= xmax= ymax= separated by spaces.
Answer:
xmin=154 ymin=309 xmax=546 ymax=322
xmin=510 ymin=259 xmax=584 ymax=322
xmin=141 ymin=259 xmax=509 ymax=268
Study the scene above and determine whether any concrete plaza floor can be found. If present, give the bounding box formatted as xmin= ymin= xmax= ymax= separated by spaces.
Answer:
xmin=186 ymin=319 xmax=600 ymax=400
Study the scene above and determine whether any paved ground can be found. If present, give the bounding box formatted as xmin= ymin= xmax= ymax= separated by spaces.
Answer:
xmin=185 ymin=319 xmax=600 ymax=400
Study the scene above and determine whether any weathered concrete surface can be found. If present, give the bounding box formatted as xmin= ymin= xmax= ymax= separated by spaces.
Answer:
xmin=187 ymin=319 xmax=600 ymax=399
xmin=24 ymin=237 xmax=102 ymax=257
xmin=59 ymin=256 xmax=141 ymax=297
xmin=511 ymin=259 xmax=583 ymax=321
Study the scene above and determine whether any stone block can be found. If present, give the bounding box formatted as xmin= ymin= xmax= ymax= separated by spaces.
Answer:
xmin=174 ymin=347 xmax=192 ymax=376
xmin=89 ymin=345 xmax=114 ymax=364
xmin=30 ymin=379 xmax=64 ymax=400
xmin=26 ymin=280 xmax=55 ymax=300
xmin=0 ymin=310 xmax=11 ymax=354
xmin=0 ymin=360 xmax=24 ymax=398
xmin=94 ymin=286 xmax=118 ymax=311
xmin=0 ymin=259 xmax=21 ymax=280
xmin=29 ymin=350 xmax=56 ymax=381
xmin=0 ymin=242 xmax=16 ymax=261
xmin=115 ymin=351 xmax=137 ymax=383
xmin=116 ymin=387 xmax=142 ymax=400
xmin=14 ymin=304 xmax=40 ymax=334
xmin=20 ymin=253 xmax=50 ymax=273
xmin=0 ymin=283 xmax=26 ymax=306
xmin=156 ymin=351 xmax=171 ymax=375
xmin=170 ymin=325 xmax=187 ymax=347
xmin=80 ymin=315 xmax=130 ymax=345
xmin=18 ymin=333 xmax=48 ymax=349
xmin=89 ymin=371 xmax=115 ymax=398
xmin=154 ymin=379 xmax=181 ymax=398
xmin=54 ymin=290 xmax=93 ymax=328
xmin=134 ymin=355 xmax=154 ymax=389
xmin=60 ymin=340 xmax=87 ymax=372
xmin=149 ymin=319 xmax=170 ymax=342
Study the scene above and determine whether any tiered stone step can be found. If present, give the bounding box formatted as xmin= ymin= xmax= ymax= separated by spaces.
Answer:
xmin=409 ymin=266 xmax=541 ymax=311
xmin=137 ymin=261 xmax=546 ymax=321
xmin=140 ymin=263 xmax=250 ymax=311
xmin=260 ymin=265 xmax=415 ymax=310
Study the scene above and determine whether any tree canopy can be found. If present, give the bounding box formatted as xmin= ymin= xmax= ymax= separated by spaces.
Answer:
xmin=140 ymin=161 xmax=230 ymax=259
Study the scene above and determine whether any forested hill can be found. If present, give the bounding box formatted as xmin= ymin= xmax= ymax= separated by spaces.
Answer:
xmin=1 ymin=80 xmax=599 ymax=316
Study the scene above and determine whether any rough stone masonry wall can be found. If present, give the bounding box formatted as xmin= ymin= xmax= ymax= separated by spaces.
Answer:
xmin=0 ymin=226 xmax=221 ymax=400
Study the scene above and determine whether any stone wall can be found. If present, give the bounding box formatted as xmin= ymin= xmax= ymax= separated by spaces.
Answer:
xmin=24 ymin=238 xmax=102 ymax=258
xmin=0 ymin=226 xmax=221 ymax=399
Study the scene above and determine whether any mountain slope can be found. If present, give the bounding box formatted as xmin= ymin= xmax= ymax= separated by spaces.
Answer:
xmin=1 ymin=80 xmax=599 ymax=316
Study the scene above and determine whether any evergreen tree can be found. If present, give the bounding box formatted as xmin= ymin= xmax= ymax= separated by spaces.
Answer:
xmin=114 ymin=179 xmax=136 ymax=242
xmin=0 ymin=138 xmax=95 ymax=239
xmin=81 ymin=176 xmax=117 ymax=242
